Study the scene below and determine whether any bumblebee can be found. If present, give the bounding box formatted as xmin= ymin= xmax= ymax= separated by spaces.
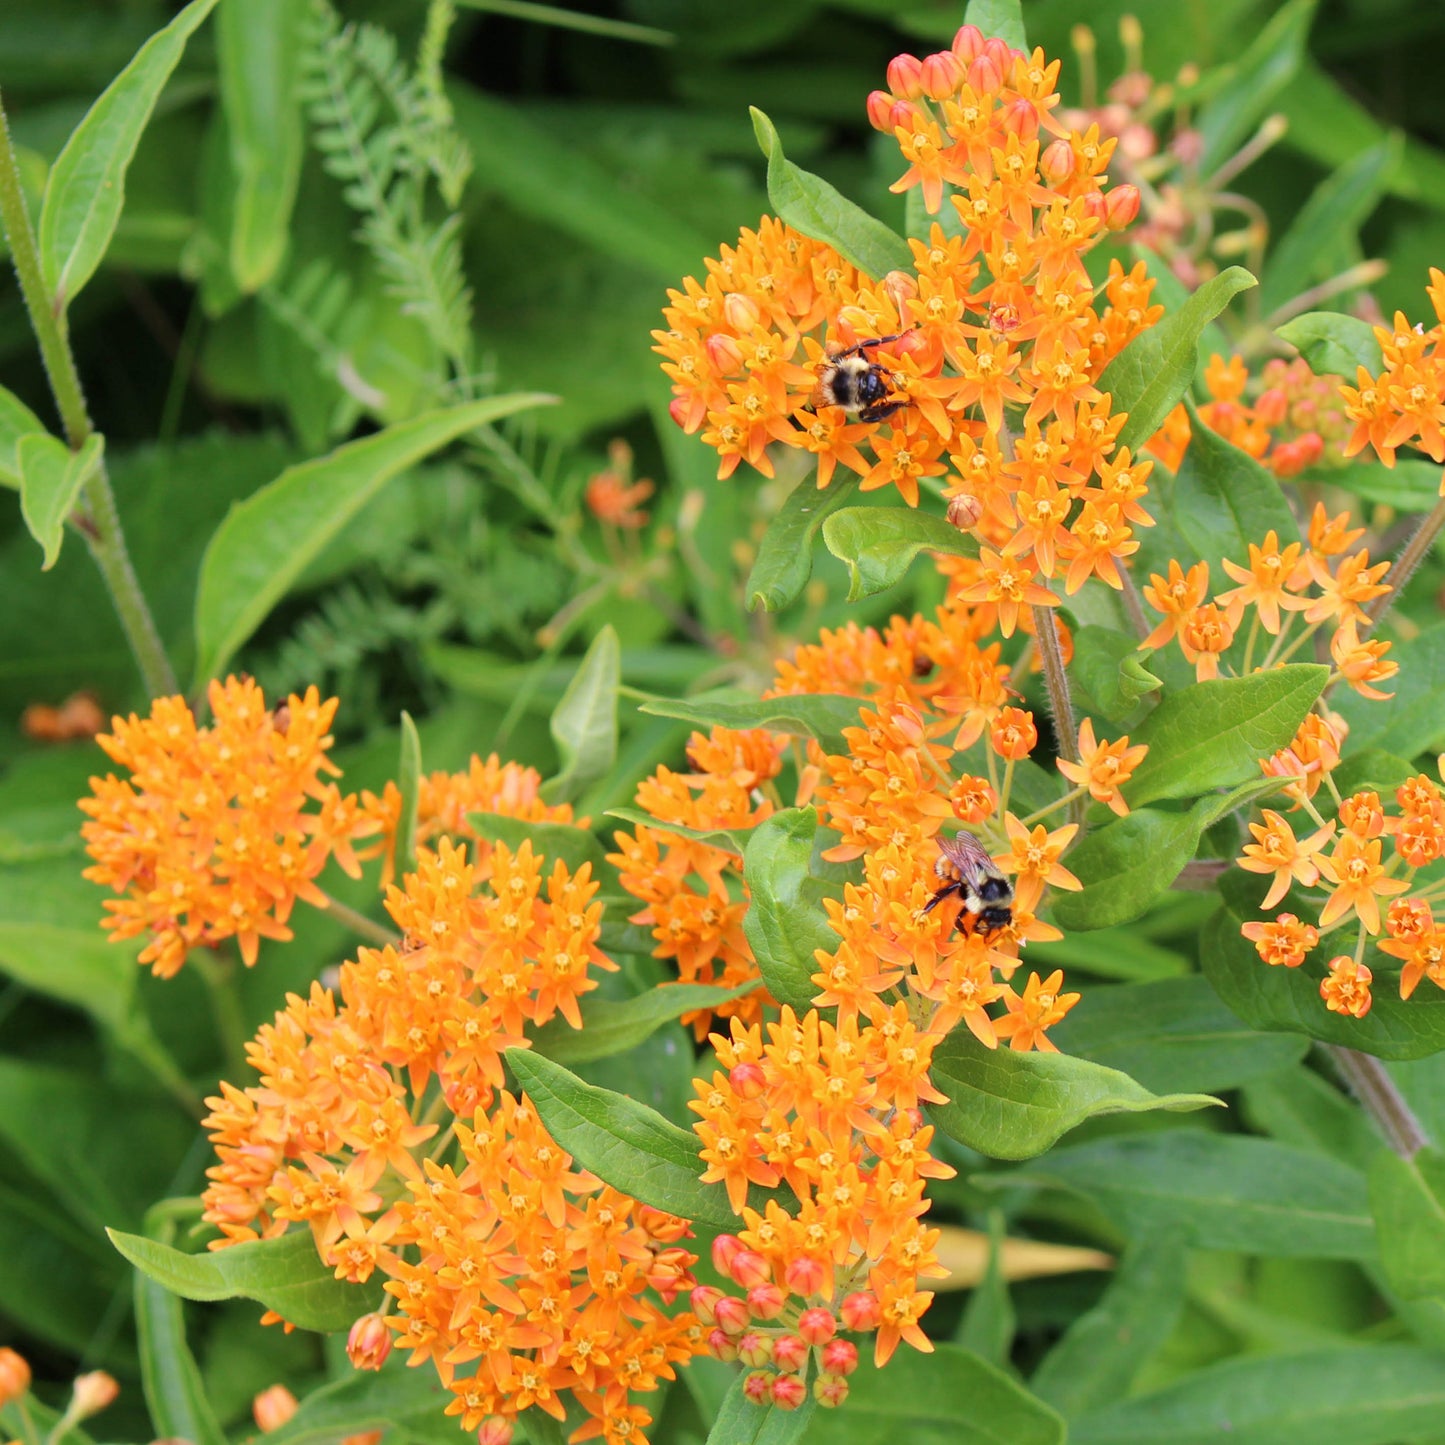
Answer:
xmin=923 ymin=831 xmax=1014 ymax=938
xmin=811 ymin=331 xmax=912 ymax=424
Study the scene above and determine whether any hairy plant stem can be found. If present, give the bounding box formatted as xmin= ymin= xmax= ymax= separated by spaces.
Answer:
xmin=1118 ymin=567 xmax=1151 ymax=642
xmin=321 ymin=891 xmax=402 ymax=948
xmin=1327 ymin=1045 xmax=1429 ymax=1158
xmin=1364 ymin=494 xmax=1445 ymax=634
xmin=1031 ymin=603 xmax=1085 ymax=827
xmin=0 ymin=90 xmax=176 ymax=697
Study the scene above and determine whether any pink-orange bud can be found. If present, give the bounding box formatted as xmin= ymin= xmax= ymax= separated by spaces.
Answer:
xmin=728 ymin=1060 xmax=766 ymax=1099
xmin=952 ymin=24 xmax=985 ymax=63
xmin=0 ymin=1350 xmax=30 ymax=1406
xmin=71 ymin=1374 xmax=119 ymax=1420
xmin=866 ymin=89 xmax=895 ymax=132
xmin=772 ymin=1334 xmax=809 ymax=1373
xmin=947 ymin=492 xmax=984 ymax=530
xmin=707 ymin=1326 xmax=739 ymax=1362
xmin=881 ymin=269 xmax=919 ymax=311
xmin=1039 ymin=140 xmax=1075 ymax=185
xmin=1002 ymin=97 xmax=1039 ymax=139
xmin=711 ymin=1234 xmax=741 ymax=1276
xmin=477 ymin=1418 xmax=514 ymax=1445
xmin=840 ymin=1291 xmax=882 ymax=1332
xmin=783 ymin=1255 xmax=827 ymax=1297
xmin=821 ymin=1338 xmax=860 ymax=1376
xmin=723 ymin=292 xmax=761 ymax=332
xmin=714 ymin=1295 xmax=751 ymax=1336
xmin=887 ymin=53 xmax=925 ymax=100
xmin=747 ymin=1282 xmax=787 ymax=1320
xmin=798 ymin=1308 xmax=837 ymax=1346
xmin=690 ymin=1285 xmax=723 ymax=1324
xmin=1254 ymin=387 xmax=1288 ymax=427
xmin=967 ymin=51 xmax=1004 ymax=95
xmin=890 ymin=99 xmax=922 ymax=133
xmin=1104 ymin=184 xmax=1141 ymax=231
xmin=647 ymin=1247 xmax=694 ymax=1303
xmin=815 ymin=1374 xmax=851 ymax=1408
xmin=667 ymin=396 xmax=690 ymax=430
xmin=771 ymin=1374 xmax=808 ymax=1411
xmin=742 ymin=1371 xmax=773 ymax=1405
xmin=254 ymin=1386 xmax=299 ymax=1434
xmin=729 ymin=1250 xmax=771 ymax=1290
xmin=737 ymin=1331 xmax=773 ymax=1368
xmin=920 ymin=51 xmax=964 ymax=100
xmin=704 ymin=332 xmax=744 ymax=375
xmin=346 ymin=1313 xmax=392 ymax=1372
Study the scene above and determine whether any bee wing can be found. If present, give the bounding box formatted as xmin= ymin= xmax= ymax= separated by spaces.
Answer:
xmin=938 ymin=830 xmax=998 ymax=889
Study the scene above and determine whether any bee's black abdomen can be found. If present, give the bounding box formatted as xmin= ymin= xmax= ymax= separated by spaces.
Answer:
xmin=979 ymin=905 xmax=1013 ymax=933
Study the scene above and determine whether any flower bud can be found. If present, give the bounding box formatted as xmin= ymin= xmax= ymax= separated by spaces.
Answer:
xmin=880 ymin=269 xmax=919 ymax=311
xmin=783 ymin=1255 xmax=826 ymax=1298
xmin=1002 ymin=97 xmax=1039 ymax=139
xmin=746 ymin=1282 xmax=787 ymax=1320
xmin=951 ymin=24 xmax=985 ymax=63
xmin=690 ymin=1285 xmax=724 ymax=1324
xmin=707 ymin=1327 xmax=739 ymax=1362
xmin=982 ymin=36 xmax=1014 ymax=69
xmin=728 ymin=1060 xmax=766 ymax=1099
xmin=920 ymin=51 xmax=964 ymax=100
xmin=71 ymin=1373 xmax=119 ymax=1420
xmin=254 ymin=1385 xmax=299 ymax=1433
xmin=742 ymin=1371 xmax=774 ymax=1405
xmin=723 ymin=292 xmax=761 ymax=333
xmin=1039 ymin=140 xmax=1074 ymax=186
xmin=346 ymin=1313 xmax=392 ymax=1372
xmin=951 ymin=773 xmax=998 ymax=825
xmin=798 ymin=1307 xmax=838 ymax=1346
xmin=714 ymin=1295 xmax=752 ymax=1336
xmin=704 ymin=332 xmax=744 ymax=375
xmin=772 ymin=1334 xmax=809 ymax=1373
xmin=967 ymin=51 xmax=1004 ymax=96
xmin=1081 ymin=191 xmax=1107 ymax=226
xmin=711 ymin=1234 xmax=742 ymax=1276
xmin=771 ymin=1374 xmax=808 ymax=1411
xmin=822 ymin=1338 xmax=860 ymax=1376
xmin=728 ymin=1250 xmax=771 ymax=1290
xmin=887 ymin=53 xmax=925 ymax=100
xmin=1119 ymin=122 xmax=1158 ymax=162
xmin=814 ymin=1373 xmax=851 ymax=1408
xmin=1104 ymin=184 xmax=1141 ymax=231
xmin=840 ymin=1291 xmax=881 ymax=1332
xmin=667 ymin=396 xmax=692 ymax=431
xmin=737 ymin=1330 xmax=774 ymax=1368
xmin=1254 ymin=387 xmax=1288 ymax=427
xmin=647 ymin=1247 xmax=695 ymax=1303
xmin=638 ymin=1205 xmax=691 ymax=1243
xmin=0 ymin=1350 xmax=30 ymax=1406
xmin=866 ymin=89 xmax=896 ymax=132
xmin=477 ymin=1418 xmax=514 ymax=1445
xmin=990 ymin=706 xmax=1038 ymax=761
xmin=946 ymin=492 xmax=984 ymax=531
xmin=890 ymin=99 xmax=922 ymax=133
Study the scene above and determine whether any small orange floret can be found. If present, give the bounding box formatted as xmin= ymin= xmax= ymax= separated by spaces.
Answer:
xmin=1056 ymin=718 xmax=1147 ymax=816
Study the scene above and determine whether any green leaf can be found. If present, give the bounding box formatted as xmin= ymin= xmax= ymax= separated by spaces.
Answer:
xmin=1069 ymin=627 xmax=1160 ymax=721
xmin=1258 ymin=139 xmax=1398 ymax=317
xmin=640 ymin=690 xmax=863 ymax=754
xmin=705 ymin=1372 xmax=815 ymax=1445
xmin=742 ymin=807 xmax=834 ymax=1013
xmin=821 ymin=506 xmax=980 ymax=601
xmin=1031 ymin=1230 xmax=1188 ymax=1421
xmin=1014 ymin=1132 xmax=1372 ymax=1259
xmin=18 ymin=432 xmax=104 ymax=570
xmin=604 ymin=806 xmax=751 ymax=858
xmin=1050 ymin=976 xmax=1307 ymax=1095
xmin=530 ymin=982 xmax=760 ymax=1064
xmin=1125 ymin=665 xmax=1328 ymax=806
xmin=504 ymin=1047 xmax=746 ymax=1227
xmin=1240 ymin=1065 xmax=1379 ymax=1170
xmin=1371 ymin=1148 xmax=1445 ymax=1302
xmin=928 ymin=1032 xmax=1217 ymax=1160
xmin=1195 ymin=0 xmax=1317 ymax=172
xmin=747 ymin=473 xmax=861 ymax=613
xmin=1070 ymin=1344 xmax=1445 ymax=1445
xmin=395 ymin=711 xmax=422 ymax=877
xmin=0 ymin=920 xmax=136 ymax=1036
xmin=1329 ymin=458 xmax=1438 ymax=512
xmin=750 ymin=107 xmax=911 ymax=279
xmin=135 ymin=1269 xmax=227 ymax=1445
xmin=107 ymin=1227 xmax=383 ymax=1332
xmin=254 ymin=1366 xmax=451 ymax=1445
xmin=542 ymin=626 xmax=620 ymax=805
xmin=0 ymin=385 xmax=45 ymax=491
xmin=1276 ymin=310 xmax=1383 ymax=377
xmin=217 ymin=0 xmax=303 ymax=292
xmin=1099 ymin=266 xmax=1257 ymax=456
xmin=468 ymin=813 xmax=609 ymax=875
xmin=956 ymin=1212 xmax=1014 ymax=1367
xmin=38 ymin=0 xmax=220 ymax=309
xmin=963 ymin=0 xmax=1026 ymax=49
xmin=1334 ymin=623 xmax=1445 ymax=759
xmin=810 ymin=1342 xmax=1065 ymax=1444
xmin=194 ymin=395 xmax=551 ymax=683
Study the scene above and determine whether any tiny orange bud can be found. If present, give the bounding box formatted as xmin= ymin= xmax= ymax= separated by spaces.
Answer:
xmin=798 ymin=1307 xmax=837 ymax=1345
xmin=742 ymin=1370 xmax=773 ymax=1405
xmin=346 ymin=1313 xmax=392 ymax=1372
xmin=920 ymin=50 xmax=964 ymax=99
xmin=866 ymin=89 xmax=895 ymax=131
xmin=771 ymin=1373 xmax=808 ymax=1410
xmin=71 ymin=1372 xmax=119 ymax=1419
xmin=946 ymin=492 xmax=984 ymax=530
xmin=887 ymin=53 xmax=925 ymax=99
xmin=477 ymin=1417 xmax=513 ymax=1445
xmin=254 ymin=1385 xmax=299 ymax=1433
xmin=952 ymin=24 xmax=985 ymax=62
xmin=814 ymin=1373 xmax=851 ymax=1407
xmin=821 ymin=1338 xmax=859 ymax=1376
xmin=0 ymin=1349 xmax=30 ymax=1406
xmin=840 ymin=1291 xmax=881 ymax=1332
xmin=1104 ymin=184 xmax=1141 ymax=230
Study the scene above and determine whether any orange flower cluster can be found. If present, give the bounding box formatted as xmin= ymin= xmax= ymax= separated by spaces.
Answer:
xmin=1238 ymin=762 xmax=1445 ymax=1016
xmin=80 ymin=679 xmax=385 ymax=977
xmin=690 ymin=1004 xmax=953 ymax=1398
xmin=586 ymin=439 xmax=654 ymax=531
xmin=655 ymin=28 xmax=1154 ymax=517
xmin=1141 ymin=507 xmax=1395 ymax=689
xmin=1341 ymin=274 xmax=1445 ymax=468
xmin=415 ymin=754 xmax=578 ymax=860
xmin=1148 ymin=354 xmax=1348 ymax=478
xmin=203 ymin=838 xmax=699 ymax=1445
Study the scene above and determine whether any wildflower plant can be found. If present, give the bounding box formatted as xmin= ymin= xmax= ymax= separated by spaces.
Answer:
xmin=9 ymin=5 xmax=1445 ymax=1445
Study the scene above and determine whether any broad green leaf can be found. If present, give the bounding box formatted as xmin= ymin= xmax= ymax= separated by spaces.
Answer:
xmin=1070 ymin=1344 xmax=1445 ymax=1445
xmin=742 ymin=807 xmax=834 ymax=1012
xmin=1013 ymin=1132 xmax=1372 ymax=1259
xmin=1371 ymin=1148 xmax=1445 ymax=1301
xmin=928 ymin=1032 xmax=1217 ymax=1160
xmin=1239 ymin=1065 xmax=1379 ymax=1169
xmin=107 ymin=1227 xmax=383 ymax=1332
xmin=39 ymin=0 xmax=220 ymax=309
xmin=18 ymin=432 xmax=104 ymax=569
xmin=821 ymin=506 xmax=980 ymax=600
xmin=605 ymin=805 xmax=751 ymax=857
xmin=1069 ymin=626 xmax=1160 ymax=722
xmin=217 ymin=0 xmax=303 ymax=292
xmin=1050 ymin=977 xmax=1307 ymax=1095
xmin=750 ymin=107 xmax=911 ymax=279
xmin=194 ymin=395 xmax=551 ymax=683
xmin=0 ymin=386 xmax=46 ymax=490
xmin=1335 ymin=623 xmax=1445 ymax=759
xmin=530 ymin=982 xmax=760 ymax=1064
xmin=255 ymin=1365 xmax=451 ymax=1445
xmin=468 ymin=813 xmax=609 ymax=875
xmin=1099 ymin=267 xmax=1257 ymax=456
xmin=395 ymin=711 xmax=422 ymax=876
xmin=963 ymin=0 xmax=1026 ymax=49
xmin=1258 ymin=140 xmax=1398 ymax=316
xmin=522 ymin=1410 xmax=570 ymax=1445
xmin=1025 ymin=927 xmax=1189 ymax=982
xmin=1031 ymin=1230 xmax=1188 ymax=1420
xmin=1201 ymin=903 xmax=1445 ymax=1060
xmin=1125 ymin=665 xmax=1328 ymax=806
xmin=0 ymin=920 xmax=136 ymax=1036
xmin=505 ymin=1047 xmax=746 ymax=1228
xmin=748 ymin=473 xmax=861 ymax=613
xmin=542 ymin=626 xmax=620 ymax=805
xmin=640 ymin=689 xmax=863 ymax=755
xmin=707 ymin=1372 xmax=815 ymax=1445
xmin=1329 ymin=458 xmax=1439 ymax=512
xmin=805 ymin=1342 xmax=1065 ymax=1444
xmin=1195 ymin=0 xmax=1316 ymax=172
xmin=1276 ymin=310 xmax=1383 ymax=377
xmin=135 ymin=1271 xmax=227 ymax=1445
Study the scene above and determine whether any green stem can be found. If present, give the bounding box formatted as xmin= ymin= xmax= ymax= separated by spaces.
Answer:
xmin=1031 ymin=603 xmax=1084 ymax=828
xmin=1118 ymin=566 xmax=1151 ymax=642
xmin=191 ymin=952 xmax=250 ymax=1080
xmin=1326 ymin=1045 xmax=1429 ymax=1158
xmin=0 ymin=90 xmax=176 ymax=698
xmin=320 ymin=891 xmax=401 ymax=948
xmin=1365 ymin=494 xmax=1445 ymax=633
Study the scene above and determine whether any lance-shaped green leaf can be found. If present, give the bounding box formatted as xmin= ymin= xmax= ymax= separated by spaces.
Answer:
xmin=747 ymin=473 xmax=860 ymax=613
xmin=217 ymin=0 xmax=303 ymax=292
xmin=1330 ymin=458 xmax=1439 ymax=512
xmin=1099 ymin=267 xmax=1257 ymax=455
xmin=640 ymin=690 xmax=863 ymax=754
xmin=1277 ymin=311 xmax=1383 ymax=377
xmin=1069 ymin=627 xmax=1160 ymax=722
xmin=964 ymin=0 xmax=1026 ymax=48
xmin=605 ymin=806 xmax=751 ymax=858
xmin=705 ymin=1372 xmax=816 ymax=1445
xmin=505 ymin=1048 xmax=746 ymax=1228
xmin=194 ymin=395 xmax=551 ymax=683
xmin=742 ymin=807 xmax=835 ymax=1013
xmin=468 ymin=814 xmax=610 ymax=877
xmin=18 ymin=433 xmax=104 ymax=570
xmin=542 ymin=626 xmax=620 ymax=805
xmin=1125 ymin=665 xmax=1328 ymax=806
xmin=750 ymin=108 xmax=911 ymax=279
xmin=1070 ymin=1344 xmax=1445 ymax=1445
xmin=927 ymin=1032 xmax=1218 ymax=1160
xmin=822 ymin=506 xmax=980 ymax=600
xmin=530 ymin=982 xmax=760 ymax=1065
xmin=394 ymin=711 xmax=422 ymax=877
xmin=0 ymin=387 xmax=46 ymax=490
xmin=1335 ymin=623 xmax=1445 ymax=759
xmin=1371 ymin=1148 xmax=1445 ymax=1302
xmin=39 ymin=0 xmax=220 ymax=309
xmin=107 ymin=1227 xmax=382 ymax=1332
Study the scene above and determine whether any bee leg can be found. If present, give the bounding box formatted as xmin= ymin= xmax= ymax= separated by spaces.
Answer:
xmin=831 ymin=328 xmax=915 ymax=362
xmin=858 ymin=399 xmax=906 ymax=424
xmin=921 ymin=884 xmax=959 ymax=916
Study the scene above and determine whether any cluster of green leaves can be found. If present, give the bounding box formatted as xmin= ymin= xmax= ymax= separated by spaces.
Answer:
xmin=7 ymin=2 xmax=1445 ymax=1445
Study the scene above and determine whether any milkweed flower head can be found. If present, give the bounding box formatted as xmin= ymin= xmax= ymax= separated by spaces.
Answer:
xmin=79 ymin=679 xmax=387 ymax=977
xmin=203 ymin=837 xmax=697 ymax=1445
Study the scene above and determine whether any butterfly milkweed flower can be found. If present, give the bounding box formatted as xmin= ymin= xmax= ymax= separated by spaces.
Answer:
xmin=80 ymin=679 xmax=388 ymax=977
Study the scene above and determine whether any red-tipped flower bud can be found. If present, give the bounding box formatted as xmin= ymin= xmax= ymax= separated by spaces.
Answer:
xmin=822 ymin=1338 xmax=860 ymax=1376
xmin=706 ymin=1327 xmax=739 ymax=1362
xmin=920 ymin=50 xmax=964 ymax=100
xmin=347 ymin=1313 xmax=393 ymax=1372
xmin=946 ymin=492 xmax=984 ymax=531
xmin=771 ymin=1374 xmax=808 ymax=1411
xmin=1039 ymin=140 xmax=1074 ymax=186
xmin=477 ymin=1418 xmax=514 ymax=1445
xmin=729 ymin=1250 xmax=772 ymax=1290
xmin=728 ymin=1060 xmax=766 ymax=1099
xmin=840 ymin=1291 xmax=882 ymax=1332
xmin=815 ymin=1373 xmax=852 ymax=1408
xmin=747 ymin=1282 xmax=787 ymax=1320
xmin=1002 ymin=96 xmax=1039 ymax=139
xmin=690 ymin=1286 xmax=723 ymax=1324
xmin=253 ymin=1386 xmax=299 ymax=1434
xmin=704 ymin=332 xmax=744 ymax=375
xmin=798 ymin=1308 xmax=838 ymax=1346
xmin=714 ymin=1295 xmax=752 ymax=1336
xmin=967 ymin=51 xmax=1004 ymax=95
xmin=1254 ymin=387 xmax=1288 ymax=427
xmin=952 ymin=23 xmax=985 ymax=63
xmin=772 ymin=1334 xmax=809 ymax=1373
xmin=743 ymin=1371 xmax=774 ymax=1405
xmin=723 ymin=292 xmax=761 ymax=332
xmin=867 ymin=89 xmax=896 ymax=132
xmin=1104 ymin=184 xmax=1141 ymax=231
xmin=737 ymin=1330 xmax=774 ymax=1368
xmin=667 ymin=396 xmax=692 ymax=431
xmin=783 ymin=1256 xmax=827 ymax=1298
xmin=887 ymin=53 xmax=925 ymax=99
xmin=711 ymin=1234 xmax=742 ymax=1276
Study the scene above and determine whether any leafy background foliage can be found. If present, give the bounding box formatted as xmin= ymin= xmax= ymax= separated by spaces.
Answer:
xmin=8 ymin=1 xmax=1445 ymax=1444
